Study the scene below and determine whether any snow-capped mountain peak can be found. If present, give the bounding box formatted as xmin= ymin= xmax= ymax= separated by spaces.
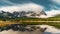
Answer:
xmin=0 ymin=10 xmax=47 ymax=18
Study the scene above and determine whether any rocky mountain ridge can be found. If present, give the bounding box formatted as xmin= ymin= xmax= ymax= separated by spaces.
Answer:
xmin=0 ymin=10 xmax=47 ymax=18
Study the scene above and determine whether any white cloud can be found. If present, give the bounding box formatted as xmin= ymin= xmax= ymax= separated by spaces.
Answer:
xmin=40 ymin=10 xmax=60 ymax=18
xmin=0 ymin=3 xmax=44 ymax=13
xmin=51 ymin=0 xmax=60 ymax=4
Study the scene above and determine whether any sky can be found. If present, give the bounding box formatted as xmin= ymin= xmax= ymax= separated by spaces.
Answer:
xmin=0 ymin=0 xmax=60 ymax=11
xmin=0 ymin=0 xmax=60 ymax=18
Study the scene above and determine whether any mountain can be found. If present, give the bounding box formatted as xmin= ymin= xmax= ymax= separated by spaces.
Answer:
xmin=0 ymin=10 xmax=47 ymax=18
xmin=26 ymin=11 xmax=47 ymax=18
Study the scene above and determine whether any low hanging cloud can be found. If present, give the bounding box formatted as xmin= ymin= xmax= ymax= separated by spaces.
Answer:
xmin=0 ymin=3 xmax=44 ymax=13
xmin=40 ymin=10 xmax=60 ymax=18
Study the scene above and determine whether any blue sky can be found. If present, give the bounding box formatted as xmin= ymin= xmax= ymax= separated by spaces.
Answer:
xmin=0 ymin=0 xmax=60 ymax=11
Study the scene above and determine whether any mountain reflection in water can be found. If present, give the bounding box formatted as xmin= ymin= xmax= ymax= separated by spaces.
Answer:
xmin=40 ymin=25 xmax=60 ymax=34
xmin=0 ymin=25 xmax=60 ymax=34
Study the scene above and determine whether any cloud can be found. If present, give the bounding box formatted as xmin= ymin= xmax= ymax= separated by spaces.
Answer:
xmin=51 ymin=0 xmax=60 ymax=4
xmin=0 ymin=0 xmax=15 ymax=5
xmin=3 ymin=0 xmax=15 ymax=5
xmin=0 ymin=3 xmax=44 ymax=13
xmin=0 ymin=3 xmax=60 ymax=18
xmin=40 ymin=10 xmax=60 ymax=18
xmin=0 ymin=0 xmax=35 ymax=6
xmin=49 ymin=4 xmax=60 ymax=10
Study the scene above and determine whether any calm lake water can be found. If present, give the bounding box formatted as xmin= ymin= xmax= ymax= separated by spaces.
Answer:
xmin=0 ymin=25 xmax=60 ymax=34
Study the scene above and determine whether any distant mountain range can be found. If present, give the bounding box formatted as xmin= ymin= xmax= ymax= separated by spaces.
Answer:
xmin=0 ymin=10 xmax=47 ymax=18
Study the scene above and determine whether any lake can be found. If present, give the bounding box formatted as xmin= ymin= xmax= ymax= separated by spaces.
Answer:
xmin=0 ymin=25 xmax=60 ymax=34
